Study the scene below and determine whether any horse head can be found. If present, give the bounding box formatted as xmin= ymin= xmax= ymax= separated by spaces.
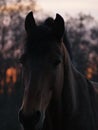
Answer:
xmin=19 ymin=12 xmax=65 ymax=130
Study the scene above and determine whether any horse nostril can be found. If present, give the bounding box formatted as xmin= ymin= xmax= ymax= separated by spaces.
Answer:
xmin=32 ymin=110 xmax=41 ymax=125
xmin=18 ymin=109 xmax=45 ymax=129
xmin=18 ymin=109 xmax=41 ymax=125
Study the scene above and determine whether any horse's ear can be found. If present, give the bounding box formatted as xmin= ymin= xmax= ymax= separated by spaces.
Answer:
xmin=25 ymin=11 xmax=36 ymax=33
xmin=53 ymin=14 xmax=65 ymax=41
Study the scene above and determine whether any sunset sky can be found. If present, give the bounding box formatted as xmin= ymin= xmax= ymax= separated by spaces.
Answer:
xmin=36 ymin=0 xmax=98 ymax=19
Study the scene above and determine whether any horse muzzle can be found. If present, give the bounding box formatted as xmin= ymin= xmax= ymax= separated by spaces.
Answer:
xmin=19 ymin=109 xmax=45 ymax=130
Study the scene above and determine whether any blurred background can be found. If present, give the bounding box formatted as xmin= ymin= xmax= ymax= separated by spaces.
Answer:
xmin=0 ymin=0 xmax=98 ymax=129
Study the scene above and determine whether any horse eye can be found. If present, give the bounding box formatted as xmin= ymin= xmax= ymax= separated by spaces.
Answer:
xmin=53 ymin=58 xmax=61 ymax=66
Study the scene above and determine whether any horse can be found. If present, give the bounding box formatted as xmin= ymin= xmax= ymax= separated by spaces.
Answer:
xmin=18 ymin=12 xmax=98 ymax=130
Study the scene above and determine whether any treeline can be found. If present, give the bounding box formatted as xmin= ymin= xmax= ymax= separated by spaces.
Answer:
xmin=66 ymin=13 xmax=98 ymax=81
xmin=0 ymin=9 xmax=98 ymax=81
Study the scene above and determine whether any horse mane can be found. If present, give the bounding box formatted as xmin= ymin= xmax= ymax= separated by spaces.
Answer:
xmin=60 ymin=43 xmax=77 ymax=117
xmin=63 ymin=30 xmax=72 ymax=60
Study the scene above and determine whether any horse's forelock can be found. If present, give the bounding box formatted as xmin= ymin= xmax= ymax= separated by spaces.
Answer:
xmin=44 ymin=17 xmax=54 ymax=28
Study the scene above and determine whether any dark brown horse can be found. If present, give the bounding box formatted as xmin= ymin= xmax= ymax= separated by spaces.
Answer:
xmin=19 ymin=12 xmax=98 ymax=130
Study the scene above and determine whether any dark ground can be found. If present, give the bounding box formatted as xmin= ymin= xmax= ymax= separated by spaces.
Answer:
xmin=0 ymin=81 xmax=23 ymax=130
